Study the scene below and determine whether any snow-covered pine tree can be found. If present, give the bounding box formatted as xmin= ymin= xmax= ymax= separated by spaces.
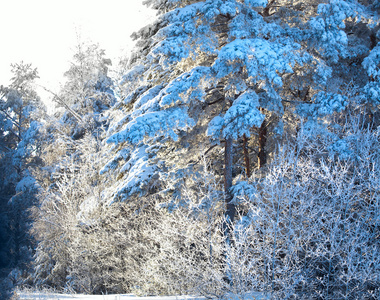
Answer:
xmin=0 ymin=62 xmax=46 ymax=291
xmin=0 ymin=63 xmax=46 ymax=184
xmin=104 ymin=0 xmax=373 ymax=208
xmin=101 ymin=1 xmax=374 ymax=289
xmin=53 ymin=42 xmax=116 ymax=140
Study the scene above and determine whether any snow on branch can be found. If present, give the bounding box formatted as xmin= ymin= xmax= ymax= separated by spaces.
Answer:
xmin=207 ymin=90 xmax=264 ymax=140
xmin=107 ymin=107 xmax=195 ymax=145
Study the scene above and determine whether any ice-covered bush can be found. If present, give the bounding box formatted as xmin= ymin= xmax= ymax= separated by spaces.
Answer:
xmin=231 ymin=116 xmax=380 ymax=299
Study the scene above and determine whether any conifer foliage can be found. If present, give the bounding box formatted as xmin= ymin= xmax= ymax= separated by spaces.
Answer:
xmin=0 ymin=62 xmax=46 ymax=297
xmin=100 ymin=0 xmax=380 ymax=297
xmin=104 ymin=0 xmax=373 ymax=201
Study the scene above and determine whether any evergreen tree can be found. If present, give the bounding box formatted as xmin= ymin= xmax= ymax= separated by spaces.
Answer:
xmin=0 ymin=62 xmax=46 ymax=296
xmin=102 ymin=0 xmax=378 ymax=291
xmin=51 ymin=42 xmax=116 ymax=140
xmin=0 ymin=62 xmax=45 ymax=190
xmin=104 ymin=0 xmax=374 ymax=212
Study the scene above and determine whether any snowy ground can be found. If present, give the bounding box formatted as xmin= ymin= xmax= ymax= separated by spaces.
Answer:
xmin=17 ymin=293 xmax=206 ymax=300
xmin=17 ymin=292 xmax=270 ymax=300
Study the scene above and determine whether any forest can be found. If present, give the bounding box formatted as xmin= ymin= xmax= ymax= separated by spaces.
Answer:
xmin=1 ymin=0 xmax=380 ymax=299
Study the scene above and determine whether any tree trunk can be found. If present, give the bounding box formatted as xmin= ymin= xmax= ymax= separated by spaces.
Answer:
xmin=258 ymin=118 xmax=267 ymax=169
xmin=224 ymin=136 xmax=235 ymax=224
xmin=222 ymin=136 xmax=235 ymax=285
xmin=243 ymin=134 xmax=251 ymax=178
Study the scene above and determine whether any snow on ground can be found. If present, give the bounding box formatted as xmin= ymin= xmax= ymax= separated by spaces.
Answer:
xmin=17 ymin=293 xmax=206 ymax=300
xmin=17 ymin=292 xmax=270 ymax=300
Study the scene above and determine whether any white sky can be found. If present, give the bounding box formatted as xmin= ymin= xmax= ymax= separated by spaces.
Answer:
xmin=0 ymin=0 xmax=156 ymax=110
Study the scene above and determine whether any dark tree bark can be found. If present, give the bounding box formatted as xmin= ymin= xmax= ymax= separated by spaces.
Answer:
xmin=224 ymin=136 xmax=235 ymax=225
xmin=222 ymin=136 xmax=235 ymax=285
xmin=242 ymin=134 xmax=251 ymax=178
xmin=258 ymin=117 xmax=267 ymax=169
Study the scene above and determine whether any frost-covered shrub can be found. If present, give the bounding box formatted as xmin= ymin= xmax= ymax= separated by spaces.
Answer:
xmin=232 ymin=116 xmax=380 ymax=299
xmin=140 ymin=164 xmax=226 ymax=296
xmin=30 ymin=134 xmax=114 ymax=293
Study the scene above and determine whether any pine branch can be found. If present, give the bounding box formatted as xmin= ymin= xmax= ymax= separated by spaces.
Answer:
xmin=0 ymin=107 xmax=22 ymax=130
xmin=37 ymin=85 xmax=83 ymax=123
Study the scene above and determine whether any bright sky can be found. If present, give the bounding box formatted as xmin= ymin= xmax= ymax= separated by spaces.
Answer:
xmin=0 ymin=0 xmax=156 ymax=110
